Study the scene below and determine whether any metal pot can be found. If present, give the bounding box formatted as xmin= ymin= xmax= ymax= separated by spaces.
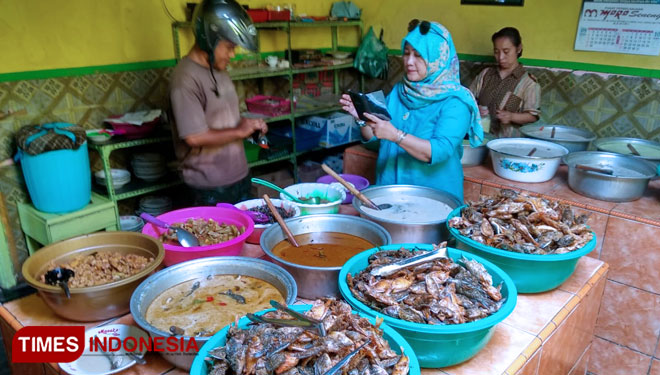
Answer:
xmin=21 ymin=232 xmax=164 ymax=322
xmin=563 ymin=151 xmax=658 ymax=202
xmin=352 ymin=185 xmax=462 ymax=244
xmin=130 ymin=256 xmax=297 ymax=371
xmin=260 ymin=214 xmax=391 ymax=299
xmin=520 ymin=124 xmax=596 ymax=153
xmin=461 ymin=133 xmax=494 ymax=167
xmin=593 ymin=137 xmax=660 ymax=166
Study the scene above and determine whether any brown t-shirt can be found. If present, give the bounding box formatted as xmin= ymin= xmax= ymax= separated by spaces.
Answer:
xmin=170 ymin=57 xmax=248 ymax=188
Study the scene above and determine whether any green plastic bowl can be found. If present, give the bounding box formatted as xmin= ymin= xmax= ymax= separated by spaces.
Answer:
xmin=446 ymin=206 xmax=596 ymax=293
xmin=338 ymin=244 xmax=517 ymax=368
xmin=189 ymin=304 xmax=421 ymax=375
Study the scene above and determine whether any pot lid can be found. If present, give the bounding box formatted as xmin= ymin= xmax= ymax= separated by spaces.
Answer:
xmin=520 ymin=124 xmax=596 ymax=142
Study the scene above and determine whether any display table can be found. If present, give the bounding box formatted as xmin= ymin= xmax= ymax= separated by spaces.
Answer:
xmin=0 ymin=241 xmax=607 ymax=375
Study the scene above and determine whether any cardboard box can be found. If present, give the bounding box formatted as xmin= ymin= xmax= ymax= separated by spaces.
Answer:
xmin=297 ymin=160 xmax=325 ymax=182
xmin=250 ymin=169 xmax=294 ymax=198
xmin=297 ymin=112 xmax=356 ymax=148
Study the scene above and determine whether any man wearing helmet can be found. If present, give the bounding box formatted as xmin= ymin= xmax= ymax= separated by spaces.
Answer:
xmin=170 ymin=0 xmax=267 ymax=204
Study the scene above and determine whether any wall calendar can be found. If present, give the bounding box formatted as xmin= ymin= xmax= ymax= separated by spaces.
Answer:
xmin=574 ymin=0 xmax=660 ymax=56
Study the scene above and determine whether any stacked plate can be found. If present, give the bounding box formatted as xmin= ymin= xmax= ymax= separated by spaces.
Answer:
xmin=94 ymin=169 xmax=131 ymax=189
xmin=119 ymin=215 xmax=145 ymax=232
xmin=131 ymin=152 xmax=167 ymax=181
xmin=139 ymin=195 xmax=172 ymax=216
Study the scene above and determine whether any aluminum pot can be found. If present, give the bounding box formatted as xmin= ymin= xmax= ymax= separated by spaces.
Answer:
xmin=21 ymin=232 xmax=164 ymax=322
xmin=461 ymin=133 xmax=495 ymax=167
xmin=594 ymin=137 xmax=660 ymax=166
xmin=260 ymin=214 xmax=391 ymax=299
xmin=520 ymin=124 xmax=596 ymax=153
xmin=562 ymin=151 xmax=658 ymax=202
xmin=130 ymin=256 xmax=297 ymax=371
xmin=352 ymin=185 xmax=462 ymax=244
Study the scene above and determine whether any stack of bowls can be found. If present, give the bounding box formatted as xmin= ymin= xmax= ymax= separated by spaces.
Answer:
xmin=131 ymin=152 xmax=167 ymax=181
xmin=120 ymin=215 xmax=145 ymax=232
xmin=94 ymin=169 xmax=131 ymax=189
xmin=339 ymin=244 xmax=517 ymax=367
xmin=139 ymin=195 xmax=172 ymax=216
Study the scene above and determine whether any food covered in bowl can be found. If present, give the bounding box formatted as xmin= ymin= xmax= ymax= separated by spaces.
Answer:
xmin=260 ymin=214 xmax=391 ymax=299
xmin=339 ymin=244 xmax=517 ymax=367
xmin=446 ymin=190 xmax=596 ymax=293
xmin=190 ymin=299 xmax=420 ymax=375
xmin=487 ymin=138 xmax=569 ymax=183
xmin=520 ymin=124 xmax=596 ymax=153
xmin=353 ymin=185 xmax=462 ymax=244
xmin=235 ymin=198 xmax=301 ymax=244
xmin=141 ymin=206 xmax=254 ymax=266
xmin=22 ymin=232 xmax=164 ymax=321
xmin=280 ymin=182 xmax=346 ymax=215
xmin=593 ymin=137 xmax=660 ymax=165
xmin=130 ymin=256 xmax=297 ymax=371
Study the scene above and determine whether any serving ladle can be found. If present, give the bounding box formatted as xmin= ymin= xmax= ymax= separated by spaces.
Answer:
xmin=320 ymin=164 xmax=390 ymax=210
xmin=140 ymin=213 xmax=200 ymax=247
xmin=251 ymin=178 xmax=321 ymax=204
xmin=44 ymin=267 xmax=75 ymax=299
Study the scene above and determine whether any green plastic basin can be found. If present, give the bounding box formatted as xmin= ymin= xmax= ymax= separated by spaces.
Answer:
xmin=446 ymin=206 xmax=596 ymax=294
xmin=338 ymin=244 xmax=517 ymax=368
xmin=190 ymin=304 xmax=421 ymax=375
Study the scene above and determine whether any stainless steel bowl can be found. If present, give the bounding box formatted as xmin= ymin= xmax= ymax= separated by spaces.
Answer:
xmin=21 ymin=232 xmax=164 ymax=322
xmin=461 ymin=134 xmax=494 ymax=167
xmin=260 ymin=214 xmax=391 ymax=299
xmin=593 ymin=137 xmax=660 ymax=165
xmin=520 ymin=124 xmax=596 ymax=153
xmin=563 ymin=151 xmax=658 ymax=202
xmin=130 ymin=256 xmax=297 ymax=370
xmin=352 ymin=185 xmax=462 ymax=244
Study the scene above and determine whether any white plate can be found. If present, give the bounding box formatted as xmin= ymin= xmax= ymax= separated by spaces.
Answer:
xmin=59 ymin=324 xmax=148 ymax=375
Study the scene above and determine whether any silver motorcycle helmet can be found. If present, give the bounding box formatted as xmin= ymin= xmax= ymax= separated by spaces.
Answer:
xmin=193 ymin=0 xmax=258 ymax=65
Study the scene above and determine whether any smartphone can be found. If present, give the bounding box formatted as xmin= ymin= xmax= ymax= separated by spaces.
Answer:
xmin=348 ymin=90 xmax=392 ymax=122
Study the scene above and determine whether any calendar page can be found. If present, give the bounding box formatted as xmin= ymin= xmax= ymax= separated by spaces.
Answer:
xmin=574 ymin=1 xmax=660 ymax=56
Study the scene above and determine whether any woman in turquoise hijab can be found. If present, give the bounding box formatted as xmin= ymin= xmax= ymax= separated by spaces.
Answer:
xmin=340 ymin=20 xmax=483 ymax=202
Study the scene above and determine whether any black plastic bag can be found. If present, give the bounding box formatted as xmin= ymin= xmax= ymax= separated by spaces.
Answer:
xmin=353 ymin=27 xmax=389 ymax=80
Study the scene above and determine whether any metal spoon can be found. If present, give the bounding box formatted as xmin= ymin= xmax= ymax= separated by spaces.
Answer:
xmin=370 ymin=246 xmax=448 ymax=277
xmin=251 ymin=178 xmax=320 ymax=204
xmin=140 ymin=213 xmax=200 ymax=247
xmin=575 ymin=164 xmax=614 ymax=175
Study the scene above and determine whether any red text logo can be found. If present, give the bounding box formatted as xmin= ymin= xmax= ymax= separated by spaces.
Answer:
xmin=12 ymin=326 xmax=84 ymax=363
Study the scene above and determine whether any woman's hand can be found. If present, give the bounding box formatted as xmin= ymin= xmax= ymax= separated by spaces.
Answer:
xmin=495 ymin=109 xmax=513 ymax=125
xmin=339 ymin=94 xmax=359 ymax=119
xmin=363 ymin=113 xmax=399 ymax=142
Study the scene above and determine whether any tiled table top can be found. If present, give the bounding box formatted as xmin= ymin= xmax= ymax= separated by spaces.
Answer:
xmin=464 ymin=165 xmax=660 ymax=227
xmin=0 ymin=250 xmax=607 ymax=375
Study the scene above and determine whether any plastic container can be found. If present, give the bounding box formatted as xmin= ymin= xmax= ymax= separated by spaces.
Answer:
xmin=106 ymin=115 xmax=159 ymax=140
xmin=18 ymin=142 xmax=91 ymax=214
xmin=141 ymin=206 xmax=254 ymax=266
xmin=269 ymin=126 xmax=322 ymax=152
xmin=339 ymin=244 xmax=517 ymax=368
xmin=189 ymin=304 xmax=421 ymax=375
xmin=316 ymin=173 xmax=370 ymax=204
xmin=280 ymin=183 xmax=345 ymax=215
xmin=487 ymin=138 xmax=569 ymax=183
xmin=246 ymin=8 xmax=268 ymax=22
xmin=233 ymin=198 xmax=301 ymax=244
xmin=245 ymin=95 xmax=293 ymax=116
xmin=446 ymin=206 xmax=596 ymax=293
xmin=243 ymin=140 xmax=261 ymax=163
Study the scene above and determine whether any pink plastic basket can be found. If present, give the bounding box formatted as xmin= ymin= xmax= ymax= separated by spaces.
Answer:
xmin=141 ymin=206 xmax=254 ymax=266
xmin=246 ymin=95 xmax=294 ymax=116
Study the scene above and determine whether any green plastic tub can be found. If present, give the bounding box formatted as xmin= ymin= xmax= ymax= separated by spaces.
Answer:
xmin=190 ymin=304 xmax=421 ymax=375
xmin=446 ymin=206 xmax=596 ymax=293
xmin=338 ymin=244 xmax=517 ymax=368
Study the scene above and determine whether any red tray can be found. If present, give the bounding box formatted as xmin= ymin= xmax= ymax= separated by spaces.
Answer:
xmin=246 ymin=95 xmax=294 ymax=116
xmin=268 ymin=9 xmax=291 ymax=21
xmin=247 ymin=9 xmax=268 ymax=23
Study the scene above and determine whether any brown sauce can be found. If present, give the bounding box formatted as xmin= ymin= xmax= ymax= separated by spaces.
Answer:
xmin=272 ymin=232 xmax=375 ymax=267
xmin=145 ymin=274 xmax=283 ymax=337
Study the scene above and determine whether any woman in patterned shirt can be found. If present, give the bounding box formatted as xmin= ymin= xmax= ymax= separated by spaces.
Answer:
xmin=469 ymin=27 xmax=541 ymax=138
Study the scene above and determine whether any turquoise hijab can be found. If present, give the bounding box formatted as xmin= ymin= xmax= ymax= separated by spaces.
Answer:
xmin=398 ymin=22 xmax=483 ymax=147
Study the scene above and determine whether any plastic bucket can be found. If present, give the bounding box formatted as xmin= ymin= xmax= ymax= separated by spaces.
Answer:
xmin=141 ymin=206 xmax=254 ymax=266
xmin=19 ymin=143 xmax=91 ymax=213
xmin=339 ymin=244 xmax=517 ymax=368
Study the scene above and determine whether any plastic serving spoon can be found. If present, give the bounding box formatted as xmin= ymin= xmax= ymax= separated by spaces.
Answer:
xmin=251 ymin=178 xmax=320 ymax=204
xmin=139 ymin=213 xmax=200 ymax=247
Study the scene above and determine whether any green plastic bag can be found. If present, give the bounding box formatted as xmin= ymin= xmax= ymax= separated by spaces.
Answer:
xmin=353 ymin=27 xmax=389 ymax=80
